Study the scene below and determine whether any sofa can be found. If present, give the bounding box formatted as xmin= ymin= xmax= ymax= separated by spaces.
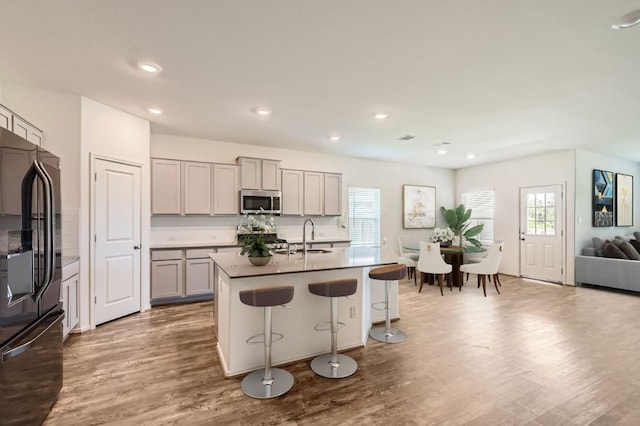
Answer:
xmin=575 ymin=232 xmax=640 ymax=292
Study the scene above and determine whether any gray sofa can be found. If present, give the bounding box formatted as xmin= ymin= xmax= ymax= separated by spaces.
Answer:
xmin=575 ymin=255 xmax=640 ymax=292
xmin=575 ymin=233 xmax=640 ymax=292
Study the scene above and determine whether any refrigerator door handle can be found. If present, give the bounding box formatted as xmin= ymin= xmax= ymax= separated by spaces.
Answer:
xmin=1 ymin=311 xmax=64 ymax=364
xmin=32 ymin=160 xmax=55 ymax=300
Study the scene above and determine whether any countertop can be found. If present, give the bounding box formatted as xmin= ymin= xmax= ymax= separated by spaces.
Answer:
xmin=61 ymin=256 xmax=80 ymax=267
xmin=210 ymin=247 xmax=396 ymax=278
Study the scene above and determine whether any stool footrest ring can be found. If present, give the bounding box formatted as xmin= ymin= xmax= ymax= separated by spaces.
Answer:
xmin=246 ymin=332 xmax=284 ymax=345
xmin=314 ymin=321 xmax=345 ymax=332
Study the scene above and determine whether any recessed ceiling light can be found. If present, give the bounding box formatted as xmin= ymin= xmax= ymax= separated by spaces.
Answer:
xmin=329 ymin=135 xmax=341 ymax=142
xmin=374 ymin=112 xmax=389 ymax=120
xmin=255 ymin=108 xmax=272 ymax=116
xmin=466 ymin=153 xmax=476 ymax=160
xmin=138 ymin=61 xmax=162 ymax=73
xmin=612 ymin=10 xmax=640 ymax=29
xmin=437 ymin=148 xmax=448 ymax=155
xmin=148 ymin=107 xmax=162 ymax=115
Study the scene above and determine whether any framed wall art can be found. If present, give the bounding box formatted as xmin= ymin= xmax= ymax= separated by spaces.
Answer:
xmin=616 ymin=173 xmax=633 ymax=226
xmin=593 ymin=169 xmax=614 ymax=227
xmin=403 ymin=185 xmax=436 ymax=229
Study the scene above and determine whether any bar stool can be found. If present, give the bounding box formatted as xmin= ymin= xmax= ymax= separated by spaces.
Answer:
xmin=368 ymin=264 xmax=407 ymax=344
xmin=308 ymin=278 xmax=358 ymax=379
xmin=239 ymin=286 xmax=295 ymax=399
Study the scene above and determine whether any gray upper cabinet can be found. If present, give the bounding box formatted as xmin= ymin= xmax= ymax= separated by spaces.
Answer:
xmin=281 ymin=169 xmax=304 ymax=215
xmin=237 ymin=157 xmax=281 ymax=190
xmin=304 ymin=171 xmax=324 ymax=216
xmin=323 ymin=173 xmax=342 ymax=216
xmin=0 ymin=103 xmax=43 ymax=146
xmin=213 ymin=163 xmax=239 ymax=214
xmin=151 ymin=159 xmax=182 ymax=214
xmin=0 ymin=105 xmax=11 ymax=130
xmin=183 ymin=161 xmax=212 ymax=215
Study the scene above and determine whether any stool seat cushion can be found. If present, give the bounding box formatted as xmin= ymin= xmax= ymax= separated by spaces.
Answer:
xmin=239 ymin=286 xmax=294 ymax=307
xmin=369 ymin=264 xmax=407 ymax=281
xmin=308 ymin=279 xmax=357 ymax=298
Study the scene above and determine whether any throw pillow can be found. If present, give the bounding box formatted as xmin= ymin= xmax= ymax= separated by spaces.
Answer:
xmin=630 ymin=239 xmax=640 ymax=256
xmin=634 ymin=231 xmax=640 ymax=241
xmin=603 ymin=241 xmax=629 ymax=259
xmin=617 ymin=240 xmax=640 ymax=260
xmin=592 ymin=237 xmax=606 ymax=257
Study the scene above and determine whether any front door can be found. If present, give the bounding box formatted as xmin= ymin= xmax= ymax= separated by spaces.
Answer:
xmin=519 ymin=185 xmax=564 ymax=283
xmin=94 ymin=158 xmax=141 ymax=325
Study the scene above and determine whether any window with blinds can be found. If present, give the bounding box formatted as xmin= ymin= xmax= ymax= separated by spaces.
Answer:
xmin=348 ymin=187 xmax=381 ymax=247
xmin=462 ymin=190 xmax=494 ymax=246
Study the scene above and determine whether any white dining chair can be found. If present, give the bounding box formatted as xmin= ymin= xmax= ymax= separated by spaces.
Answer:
xmin=459 ymin=242 xmax=504 ymax=297
xmin=417 ymin=242 xmax=452 ymax=296
xmin=397 ymin=236 xmax=419 ymax=285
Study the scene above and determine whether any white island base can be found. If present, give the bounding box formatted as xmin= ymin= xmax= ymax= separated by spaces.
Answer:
xmin=211 ymin=248 xmax=399 ymax=377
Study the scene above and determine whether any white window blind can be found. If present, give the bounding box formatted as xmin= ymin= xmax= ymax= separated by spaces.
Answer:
xmin=462 ymin=190 xmax=494 ymax=246
xmin=348 ymin=187 xmax=381 ymax=247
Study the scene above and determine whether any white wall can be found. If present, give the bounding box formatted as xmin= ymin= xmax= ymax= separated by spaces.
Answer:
xmin=574 ymin=150 xmax=640 ymax=253
xmin=456 ymin=150 xmax=576 ymax=284
xmin=80 ymin=97 xmax=151 ymax=328
xmin=151 ymin=134 xmax=456 ymax=250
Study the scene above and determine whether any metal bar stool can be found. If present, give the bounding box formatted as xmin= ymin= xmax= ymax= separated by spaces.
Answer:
xmin=308 ymin=278 xmax=358 ymax=379
xmin=368 ymin=264 xmax=408 ymax=344
xmin=239 ymin=286 xmax=295 ymax=399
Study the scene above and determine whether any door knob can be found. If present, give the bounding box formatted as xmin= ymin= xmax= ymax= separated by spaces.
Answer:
xmin=520 ymin=238 xmax=525 ymax=241
xmin=134 ymin=244 xmax=142 ymax=250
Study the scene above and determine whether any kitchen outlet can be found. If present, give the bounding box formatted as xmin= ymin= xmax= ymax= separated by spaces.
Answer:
xmin=349 ymin=306 xmax=356 ymax=318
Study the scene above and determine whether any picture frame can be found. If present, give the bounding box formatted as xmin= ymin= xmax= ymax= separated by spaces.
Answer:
xmin=616 ymin=173 xmax=633 ymax=226
xmin=403 ymin=185 xmax=436 ymax=229
xmin=593 ymin=169 xmax=614 ymax=227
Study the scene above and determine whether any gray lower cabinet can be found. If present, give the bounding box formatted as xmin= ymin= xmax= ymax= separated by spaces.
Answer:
xmin=151 ymin=248 xmax=221 ymax=304
xmin=151 ymin=259 xmax=183 ymax=299
xmin=61 ymin=259 xmax=79 ymax=340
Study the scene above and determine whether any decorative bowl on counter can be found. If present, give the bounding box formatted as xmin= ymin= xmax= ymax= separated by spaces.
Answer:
xmin=248 ymin=255 xmax=272 ymax=266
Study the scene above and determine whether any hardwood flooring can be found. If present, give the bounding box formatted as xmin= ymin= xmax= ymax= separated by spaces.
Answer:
xmin=45 ymin=276 xmax=640 ymax=425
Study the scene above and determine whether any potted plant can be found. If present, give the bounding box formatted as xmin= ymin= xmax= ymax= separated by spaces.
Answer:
xmin=440 ymin=204 xmax=484 ymax=248
xmin=237 ymin=213 xmax=276 ymax=266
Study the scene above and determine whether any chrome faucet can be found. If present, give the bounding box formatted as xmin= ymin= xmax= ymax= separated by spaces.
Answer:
xmin=302 ymin=218 xmax=315 ymax=257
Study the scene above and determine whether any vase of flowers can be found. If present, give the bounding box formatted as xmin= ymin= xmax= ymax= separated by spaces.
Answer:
xmin=237 ymin=213 xmax=276 ymax=266
xmin=430 ymin=227 xmax=455 ymax=247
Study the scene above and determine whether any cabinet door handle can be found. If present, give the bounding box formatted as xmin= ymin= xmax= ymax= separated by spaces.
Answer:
xmin=134 ymin=244 xmax=142 ymax=250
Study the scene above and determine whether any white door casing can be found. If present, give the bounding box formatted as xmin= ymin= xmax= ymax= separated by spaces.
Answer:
xmin=519 ymin=185 xmax=564 ymax=283
xmin=94 ymin=158 xmax=142 ymax=325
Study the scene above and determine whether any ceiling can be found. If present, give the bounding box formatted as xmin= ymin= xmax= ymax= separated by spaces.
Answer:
xmin=1 ymin=0 xmax=639 ymax=169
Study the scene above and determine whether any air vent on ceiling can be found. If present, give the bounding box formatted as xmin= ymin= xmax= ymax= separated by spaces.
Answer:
xmin=398 ymin=135 xmax=416 ymax=141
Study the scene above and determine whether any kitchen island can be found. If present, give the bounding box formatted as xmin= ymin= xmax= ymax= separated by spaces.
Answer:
xmin=210 ymin=247 xmax=399 ymax=377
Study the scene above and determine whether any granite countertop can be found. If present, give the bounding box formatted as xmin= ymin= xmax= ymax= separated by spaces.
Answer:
xmin=210 ymin=247 xmax=396 ymax=278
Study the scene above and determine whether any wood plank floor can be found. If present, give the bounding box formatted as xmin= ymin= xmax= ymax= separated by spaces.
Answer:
xmin=45 ymin=276 xmax=640 ymax=425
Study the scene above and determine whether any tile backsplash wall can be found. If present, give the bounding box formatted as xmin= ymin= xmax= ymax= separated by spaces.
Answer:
xmin=62 ymin=208 xmax=79 ymax=256
xmin=150 ymin=215 xmax=348 ymax=245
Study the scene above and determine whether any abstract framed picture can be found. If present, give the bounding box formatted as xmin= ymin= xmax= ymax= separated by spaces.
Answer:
xmin=403 ymin=185 xmax=436 ymax=228
xmin=616 ymin=173 xmax=633 ymax=226
xmin=593 ymin=169 xmax=614 ymax=227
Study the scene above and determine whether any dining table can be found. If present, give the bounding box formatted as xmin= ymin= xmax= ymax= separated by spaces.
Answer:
xmin=404 ymin=244 xmax=485 ymax=289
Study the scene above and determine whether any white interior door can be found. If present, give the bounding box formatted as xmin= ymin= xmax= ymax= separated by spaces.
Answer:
xmin=94 ymin=158 xmax=141 ymax=325
xmin=519 ymin=185 xmax=564 ymax=283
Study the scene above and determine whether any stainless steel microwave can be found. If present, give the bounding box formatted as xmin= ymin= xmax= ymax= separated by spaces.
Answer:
xmin=240 ymin=189 xmax=282 ymax=215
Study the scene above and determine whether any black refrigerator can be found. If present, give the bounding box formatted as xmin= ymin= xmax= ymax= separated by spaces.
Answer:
xmin=0 ymin=126 xmax=64 ymax=425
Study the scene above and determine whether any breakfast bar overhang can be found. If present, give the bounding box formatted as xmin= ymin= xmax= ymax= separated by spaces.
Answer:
xmin=210 ymin=247 xmax=399 ymax=377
